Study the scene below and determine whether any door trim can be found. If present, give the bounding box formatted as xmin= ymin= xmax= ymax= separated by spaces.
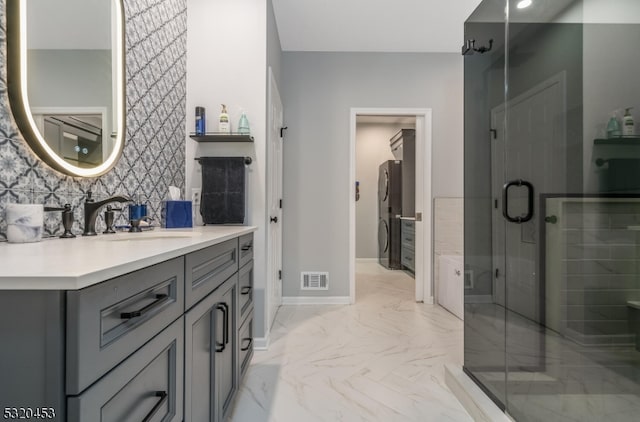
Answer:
xmin=349 ymin=108 xmax=433 ymax=304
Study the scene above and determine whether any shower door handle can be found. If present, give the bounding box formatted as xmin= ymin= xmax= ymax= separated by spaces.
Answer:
xmin=502 ymin=179 xmax=534 ymax=224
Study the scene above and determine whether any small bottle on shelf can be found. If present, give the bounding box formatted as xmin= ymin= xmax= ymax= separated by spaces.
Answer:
xmin=219 ymin=104 xmax=230 ymax=133
xmin=623 ymin=107 xmax=635 ymax=136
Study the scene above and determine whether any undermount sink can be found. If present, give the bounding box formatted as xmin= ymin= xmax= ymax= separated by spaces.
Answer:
xmin=99 ymin=231 xmax=202 ymax=241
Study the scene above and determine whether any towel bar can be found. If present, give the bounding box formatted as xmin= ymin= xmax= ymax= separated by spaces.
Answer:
xmin=195 ymin=157 xmax=252 ymax=165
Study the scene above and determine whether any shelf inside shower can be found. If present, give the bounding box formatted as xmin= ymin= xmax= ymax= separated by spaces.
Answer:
xmin=594 ymin=137 xmax=640 ymax=145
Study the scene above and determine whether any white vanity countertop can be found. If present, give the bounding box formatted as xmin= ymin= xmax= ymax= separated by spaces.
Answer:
xmin=0 ymin=226 xmax=257 ymax=290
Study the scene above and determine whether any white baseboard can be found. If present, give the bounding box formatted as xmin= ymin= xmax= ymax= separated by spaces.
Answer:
xmin=356 ymin=258 xmax=379 ymax=263
xmin=281 ymin=296 xmax=351 ymax=305
xmin=252 ymin=335 xmax=270 ymax=351
xmin=444 ymin=364 xmax=511 ymax=422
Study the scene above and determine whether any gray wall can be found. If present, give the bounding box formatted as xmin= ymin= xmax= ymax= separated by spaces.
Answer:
xmin=266 ymin=0 xmax=282 ymax=89
xmin=355 ymin=122 xmax=406 ymax=259
xmin=281 ymin=52 xmax=463 ymax=297
xmin=0 ymin=0 xmax=187 ymax=240
xmin=583 ymin=24 xmax=640 ymax=193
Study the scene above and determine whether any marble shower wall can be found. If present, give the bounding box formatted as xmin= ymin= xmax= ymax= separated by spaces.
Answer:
xmin=0 ymin=0 xmax=187 ymax=240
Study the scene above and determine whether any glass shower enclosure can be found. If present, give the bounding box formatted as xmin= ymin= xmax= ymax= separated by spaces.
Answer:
xmin=464 ymin=1 xmax=640 ymax=420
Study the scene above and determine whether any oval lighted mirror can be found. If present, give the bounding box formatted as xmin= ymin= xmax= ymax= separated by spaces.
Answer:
xmin=6 ymin=0 xmax=125 ymax=177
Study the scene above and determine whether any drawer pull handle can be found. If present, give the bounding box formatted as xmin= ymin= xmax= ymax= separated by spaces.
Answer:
xmin=241 ymin=286 xmax=252 ymax=295
xmin=215 ymin=304 xmax=226 ymax=353
xmin=142 ymin=391 xmax=168 ymax=422
xmin=241 ymin=244 xmax=252 ymax=251
xmin=120 ymin=294 xmax=169 ymax=319
xmin=241 ymin=338 xmax=253 ymax=351
xmin=222 ymin=303 xmax=230 ymax=345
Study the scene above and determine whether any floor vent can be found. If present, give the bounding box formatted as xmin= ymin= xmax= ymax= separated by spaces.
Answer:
xmin=301 ymin=272 xmax=329 ymax=290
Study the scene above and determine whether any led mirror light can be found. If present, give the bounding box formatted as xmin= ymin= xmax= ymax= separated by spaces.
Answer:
xmin=7 ymin=0 xmax=126 ymax=178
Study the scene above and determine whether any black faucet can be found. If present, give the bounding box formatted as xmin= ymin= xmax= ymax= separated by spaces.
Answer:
xmin=82 ymin=191 xmax=132 ymax=236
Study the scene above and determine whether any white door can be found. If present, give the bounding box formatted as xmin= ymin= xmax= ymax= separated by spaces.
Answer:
xmin=267 ymin=67 xmax=283 ymax=329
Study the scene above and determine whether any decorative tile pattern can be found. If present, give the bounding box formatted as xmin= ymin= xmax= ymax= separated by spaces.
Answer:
xmin=0 ymin=0 xmax=187 ymax=240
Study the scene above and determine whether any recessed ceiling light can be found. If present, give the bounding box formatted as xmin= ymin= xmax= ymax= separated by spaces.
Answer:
xmin=517 ymin=0 xmax=532 ymax=9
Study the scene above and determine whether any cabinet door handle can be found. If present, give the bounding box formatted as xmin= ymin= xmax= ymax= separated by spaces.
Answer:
xmin=241 ymin=286 xmax=252 ymax=295
xmin=241 ymin=338 xmax=253 ymax=352
xmin=120 ymin=294 xmax=169 ymax=319
xmin=222 ymin=303 xmax=230 ymax=345
xmin=215 ymin=304 xmax=226 ymax=353
xmin=241 ymin=244 xmax=252 ymax=251
xmin=141 ymin=391 xmax=168 ymax=422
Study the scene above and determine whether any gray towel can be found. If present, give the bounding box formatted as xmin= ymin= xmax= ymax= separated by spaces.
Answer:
xmin=199 ymin=157 xmax=246 ymax=224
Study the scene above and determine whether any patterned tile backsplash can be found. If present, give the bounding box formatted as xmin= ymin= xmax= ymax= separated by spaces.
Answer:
xmin=0 ymin=0 xmax=187 ymax=240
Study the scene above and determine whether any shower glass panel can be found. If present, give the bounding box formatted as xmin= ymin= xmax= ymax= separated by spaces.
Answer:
xmin=464 ymin=0 xmax=640 ymax=420
xmin=463 ymin=0 xmax=508 ymax=409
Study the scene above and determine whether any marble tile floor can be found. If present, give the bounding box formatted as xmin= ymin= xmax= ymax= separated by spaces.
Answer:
xmin=228 ymin=262 xmax=472 ymax=422
xmin=466 ymin=303 xmax=640 ymax=422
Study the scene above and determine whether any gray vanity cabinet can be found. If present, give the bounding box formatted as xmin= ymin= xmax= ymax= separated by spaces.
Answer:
xmin=66 ymin=257 xmax=185 ymax=395
xmin=67 ymin=318 xmax=184 ymax=422
xmin=184 ymin=273 xmax=238 ymax=422
xmin=0 ymin=230 xmax=254 ymax=422
xmin=238 ymin=261 xmax=254 ymax=382
xmin=185 ymin=238 xmax=238 ymax=309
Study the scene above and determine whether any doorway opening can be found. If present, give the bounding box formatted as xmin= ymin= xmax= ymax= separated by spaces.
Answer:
xmin=349 ymin=108 xmax=433 ymax=304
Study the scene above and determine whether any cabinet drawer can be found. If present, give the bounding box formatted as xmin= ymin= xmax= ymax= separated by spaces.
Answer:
xmin=401 ymin=219 xmax=415 ymax=233
xmin=239 ymin=233 xmax=254 ymax=269
xmin=238 ymin=312 xmax=253 ymax=382
xmin=239 ymin=261 xmax=254 ymax=321
xmin=67 ymin=317 xmax=184 ymax=422
xmin=401 ymin=247 xmax=415 ymax=271
xmin=401 ymin=220 xmax=415 ymax=247
xmin=66 ymin=257 xmax=184 ymax=395
xmin=185 ymin=238 xmax=238 ymax=309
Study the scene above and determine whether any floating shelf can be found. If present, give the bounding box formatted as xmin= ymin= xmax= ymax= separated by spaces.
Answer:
xmin=594 ymin=137 xmax=640 ymax=145
xmin=189 ymin=132 xmax=254 ymax=143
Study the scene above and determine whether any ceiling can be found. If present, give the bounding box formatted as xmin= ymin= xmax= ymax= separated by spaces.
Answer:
xmin=271 ymin=0 xmax=483 ymax=53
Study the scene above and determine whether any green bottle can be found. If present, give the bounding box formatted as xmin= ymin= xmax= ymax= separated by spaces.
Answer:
xmin=606 ymin=113 xmax=621 ymax=138
xmin=238 ymin=111 xmax=250 ymax=134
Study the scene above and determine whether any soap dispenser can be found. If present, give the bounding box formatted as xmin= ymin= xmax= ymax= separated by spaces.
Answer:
xmin=623 ymin=107 xmax=635 ymax=136
xmin=219 ymin=104 xmax=231 ymax=133
xmin=606 ymin=112 xmax=622 ymax=138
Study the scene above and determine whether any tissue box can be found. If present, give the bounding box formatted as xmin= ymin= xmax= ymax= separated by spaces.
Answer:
xmin=161 ymin=200 xmax=193 ymax=228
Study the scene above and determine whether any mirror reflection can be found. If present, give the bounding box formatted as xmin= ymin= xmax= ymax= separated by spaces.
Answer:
xmin=7 ymin=0 xmax=125 ymax=177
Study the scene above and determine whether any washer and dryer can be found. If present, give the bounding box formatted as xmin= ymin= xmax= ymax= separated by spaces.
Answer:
xmin=377 ymin=160 xmax=402 ymax=270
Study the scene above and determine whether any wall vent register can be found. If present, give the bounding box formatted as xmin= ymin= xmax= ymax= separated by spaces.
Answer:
xmin=301 ymin=272 xmax=329 ymax=290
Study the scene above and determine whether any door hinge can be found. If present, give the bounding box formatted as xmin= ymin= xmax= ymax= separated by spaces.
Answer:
xmin=490 ymin=128 xmax=497 ymax=139
xmin=278 ymin=270 xmax=282 ymax=280
xmin=279 ymin=199 xmax=282 ymax=209
xmin=494 ymin=198 xmax=498 ymax=209
xmin=495 ymin=268 xmax=499 ymax=279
